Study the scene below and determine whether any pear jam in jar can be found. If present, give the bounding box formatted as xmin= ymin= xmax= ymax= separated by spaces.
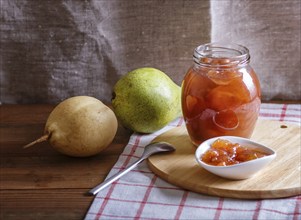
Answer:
xmin=182 ymin=43 xmax=261 ymax=146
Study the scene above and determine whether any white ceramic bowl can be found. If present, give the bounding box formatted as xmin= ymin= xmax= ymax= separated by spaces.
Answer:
xmin=195 ymin=136 xmax=276 ymax=180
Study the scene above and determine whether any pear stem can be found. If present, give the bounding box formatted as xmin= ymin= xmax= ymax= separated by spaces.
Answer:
xmin=23 ymin=134 xmax=49 ymax=149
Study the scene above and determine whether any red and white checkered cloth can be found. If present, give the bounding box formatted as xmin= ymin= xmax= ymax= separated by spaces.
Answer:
xmin=85 ymin=103 xmax=301 ymax=220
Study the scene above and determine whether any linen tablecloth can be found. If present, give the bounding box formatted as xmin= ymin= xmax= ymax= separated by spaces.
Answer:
xmin=85 ymin=103 xmax=301 ymax=220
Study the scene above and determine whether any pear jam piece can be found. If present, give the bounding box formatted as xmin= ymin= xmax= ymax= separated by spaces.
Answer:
xmin=201 ymin=139 xmax=269 ymax=166
xmin=182 ymin=43 xmax=261 ymax=146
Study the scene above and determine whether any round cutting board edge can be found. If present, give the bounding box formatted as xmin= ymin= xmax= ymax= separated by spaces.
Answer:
xmin=148 ymin=120 xmax=301 ymax=199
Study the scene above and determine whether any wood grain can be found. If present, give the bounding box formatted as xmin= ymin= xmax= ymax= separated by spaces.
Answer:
xmin=0 ymin=105 xmax=132 ymax=219
xmin=148 ymin=119 xmax=301 ymax=199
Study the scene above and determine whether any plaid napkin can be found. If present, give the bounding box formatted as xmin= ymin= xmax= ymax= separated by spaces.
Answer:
xmin=85 ymin=103 xmax=301 ymax=220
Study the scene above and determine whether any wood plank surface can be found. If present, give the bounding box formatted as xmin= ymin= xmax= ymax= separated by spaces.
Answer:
xmin=148 ymin=119 xmax=301 ymax=199
xmin=0 ymin=105 xmax=132 ymax=219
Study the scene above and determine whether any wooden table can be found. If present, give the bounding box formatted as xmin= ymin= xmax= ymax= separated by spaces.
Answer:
xmin=0 ymin=104 xmax=132 ymax=219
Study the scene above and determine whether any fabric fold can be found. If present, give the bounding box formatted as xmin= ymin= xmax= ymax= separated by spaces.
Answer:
xmin=85 ymin=103 xmax=301 ymax=220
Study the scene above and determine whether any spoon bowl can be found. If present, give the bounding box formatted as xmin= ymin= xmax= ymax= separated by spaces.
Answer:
xmin=142 ymin=142 xmax=176 ymax=159
xmin=88 ymin=142 xmax=175 ymax=195
xmin=195 ymin=136 xmax=276 ymax=180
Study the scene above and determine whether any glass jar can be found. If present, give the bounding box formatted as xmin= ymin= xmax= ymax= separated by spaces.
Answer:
xmin=182 ymin=42 xmax=261 ymax=146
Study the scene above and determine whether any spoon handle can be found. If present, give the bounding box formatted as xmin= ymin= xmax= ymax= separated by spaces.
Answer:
xmin=88 ymin=157 xmax=145 ymax=195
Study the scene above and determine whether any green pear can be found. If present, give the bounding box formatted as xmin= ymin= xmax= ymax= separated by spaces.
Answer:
xmin=112 ymin=67 xmax=182 ymax=133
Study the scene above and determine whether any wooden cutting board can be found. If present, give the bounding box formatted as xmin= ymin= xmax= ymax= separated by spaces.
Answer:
xmin=148 ymin=119 xmax=301 ymax=199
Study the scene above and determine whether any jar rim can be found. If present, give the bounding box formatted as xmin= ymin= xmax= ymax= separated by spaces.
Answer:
xmin=193 ymin=42 xmax=250 ymax=67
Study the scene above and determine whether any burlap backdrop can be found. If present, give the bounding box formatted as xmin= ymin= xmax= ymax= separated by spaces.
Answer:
xmin=0 ymin=0 xmax=300 ymax=104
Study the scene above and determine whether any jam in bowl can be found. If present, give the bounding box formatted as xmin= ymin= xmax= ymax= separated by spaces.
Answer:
xmin=195 ymin=136 xmax=276 ymax=180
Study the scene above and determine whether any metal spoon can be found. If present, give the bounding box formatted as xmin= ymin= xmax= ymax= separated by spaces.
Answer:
xmin=88 ymin=142 xmax=175 ymax=195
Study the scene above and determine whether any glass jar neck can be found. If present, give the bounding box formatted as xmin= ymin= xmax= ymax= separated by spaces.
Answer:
xmin=193 ymin=42 xmax=250 ymax=68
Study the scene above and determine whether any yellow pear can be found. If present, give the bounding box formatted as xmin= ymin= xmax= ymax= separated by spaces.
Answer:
xmin=24 ymin=96 xmax=118 ymax=157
